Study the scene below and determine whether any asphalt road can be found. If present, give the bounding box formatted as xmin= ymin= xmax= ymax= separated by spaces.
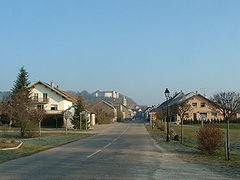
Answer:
xmin=0 ymin=119 xmax=232 ymax=180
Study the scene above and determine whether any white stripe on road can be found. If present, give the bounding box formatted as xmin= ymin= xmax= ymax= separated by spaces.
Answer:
xmin=87 ymin=125 xmax=130 ymax=159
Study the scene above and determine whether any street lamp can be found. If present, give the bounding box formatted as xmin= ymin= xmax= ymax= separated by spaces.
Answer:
xmin=165 ymin=88 xmax=170 ymax=142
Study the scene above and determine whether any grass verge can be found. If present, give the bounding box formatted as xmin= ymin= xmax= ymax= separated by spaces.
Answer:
xmin=145 ymin=124 xmax=240 ymax=175
xmin=0 ymin=132 xmax=94 ymax=164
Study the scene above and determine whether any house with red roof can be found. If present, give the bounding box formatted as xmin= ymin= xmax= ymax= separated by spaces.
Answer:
xmin=30 ymin=81 xmax=95 ymax=128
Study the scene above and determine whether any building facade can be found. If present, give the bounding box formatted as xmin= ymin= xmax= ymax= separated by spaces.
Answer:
xmin=94 ymin=90 xmax=120 ymax=99
xmin=152 ymin=92 xmax=224 ymax=123
xmin=30 ymin=81 xmax=96 ymax=128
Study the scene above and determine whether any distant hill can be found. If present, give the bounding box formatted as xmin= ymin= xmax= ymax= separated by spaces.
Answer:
xmin=67 ymin=90 xmax=138 ymax=106
xmin=0 ymin=91 xmax=10 ymax=100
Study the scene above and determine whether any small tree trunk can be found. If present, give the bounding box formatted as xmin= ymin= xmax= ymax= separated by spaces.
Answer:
xmin=164 ymin=118 xmax=167 ymax=132
xmin=226 ymin=119 xmax=230 ymax=160
xmin=9 ymin=119 xmax=12 ymax=130
xmin=65 ymin=118 xmax=68 ymax=135
xmin=80 ymin=114 xmax=82 ymax=130
xmin=181 ymin=118 xmax=183 ymax=144
xmin=39 ymin=121 xmax=41 ymax=138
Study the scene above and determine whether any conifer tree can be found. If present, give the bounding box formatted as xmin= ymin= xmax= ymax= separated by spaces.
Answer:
xmin=6 ymin=66 xmax=36 ymax=137
xmin=12 ymin=66 xmax=30 ymax=95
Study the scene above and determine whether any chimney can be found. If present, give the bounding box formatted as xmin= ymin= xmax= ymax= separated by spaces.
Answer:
xmin=56 ymin=85 xmax=59 ymax=89
xmin=50 ymin=81 xmax=54 ymax=88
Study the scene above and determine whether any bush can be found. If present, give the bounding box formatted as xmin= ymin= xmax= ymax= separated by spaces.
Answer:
xmin=19 ymin=120 xmax=38 ymax=138
xmin=197 ymin=124 xmax=224 ymax=154
xmin=97 ymin=116 xmax=112 ymax=124
xmin=24 ymin=121 xmax=38 ymax=138
xmin=155 ymin=120 xmax=165 ymax=131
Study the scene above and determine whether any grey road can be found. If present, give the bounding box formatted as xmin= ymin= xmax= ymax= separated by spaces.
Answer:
xmin=0 ymin=120 xmax=233 ymax=180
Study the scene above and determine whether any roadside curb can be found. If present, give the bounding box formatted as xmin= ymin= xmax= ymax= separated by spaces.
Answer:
xmin=0 ymin=141 xmax=23 ymax=151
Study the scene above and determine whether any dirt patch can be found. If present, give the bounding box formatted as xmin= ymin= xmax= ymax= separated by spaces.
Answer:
xmin=0 ymin=139 xmax=20 ymax=149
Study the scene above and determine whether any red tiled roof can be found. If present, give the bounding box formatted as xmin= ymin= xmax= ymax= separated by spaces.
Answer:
xmin=62 ymin=91 xmax=78 ymax=104
xmin=112 ymin=101 xmax=122 ymax=105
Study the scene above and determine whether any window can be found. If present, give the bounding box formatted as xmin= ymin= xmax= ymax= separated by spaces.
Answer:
xmin=43 ymin=93 xmax=48 ymax=102
xmin=33 ymin=93 xmax=38 ymax=102
xmin=200 ymin=113 xmax=207 ymax=119
xmin=212 ymin=112 xmax=217 ymax=118
xmin=51 ymin=104 xmax=58 ymax=110
xmin=37 ymin=105 xmax=44 ymax=110
xmin=192 ymin=103 xmax=197 ymax=108
xmin=201 ymin=102 xmax=206 ymax=107
xmin=184 ymin=113 xmax=189 ymax=118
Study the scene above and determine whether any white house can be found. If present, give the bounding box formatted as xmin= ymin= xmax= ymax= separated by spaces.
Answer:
xmin=30 ymin=81 xmax=75 ymax=114
xmin=30 ymin=81 xmax=95 ymax=128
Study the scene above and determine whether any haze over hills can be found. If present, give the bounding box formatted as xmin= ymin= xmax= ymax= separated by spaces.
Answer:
xmin=69 ymin=90 xmax=138 ymax=106
xmin=0 ymin=91 xmax=10 ymax=100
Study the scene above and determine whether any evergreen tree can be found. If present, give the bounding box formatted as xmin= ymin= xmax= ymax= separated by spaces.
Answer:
xmin=6 ymin=66 xmax=36 ymax=137
xmin=12 ymin=66 xmax=30 ymax=95
xmin=71 ymin=95 xmax=86 ymax=129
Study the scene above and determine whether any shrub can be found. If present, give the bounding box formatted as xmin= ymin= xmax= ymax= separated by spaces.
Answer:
xmin=24 ymin=121 xmax=38 ymax=138
xmin=170 ymin=128 xmax=176 ymax=138
xmin=155 ymin=120 xmax=165 ymax=131
xmin=197 ymin=124 xmax=224 ymax=154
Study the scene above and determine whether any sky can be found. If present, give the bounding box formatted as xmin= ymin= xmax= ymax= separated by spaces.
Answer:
xmin=0 ymin=0 xmax=240 ymax=106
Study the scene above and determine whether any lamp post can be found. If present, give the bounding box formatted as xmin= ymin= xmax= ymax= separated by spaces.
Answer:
xmin=165 ymin=88 xmax=170 ymax=142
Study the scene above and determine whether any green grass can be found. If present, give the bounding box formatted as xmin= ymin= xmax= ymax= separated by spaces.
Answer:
xmin=189 ymin=123 xmax=240 ymax=129
xmin=145 ymin=124 xmax=240 ymax=170
xmin=171 ymin=124 xmax=240 ymax=149
xmin=0 ymin=132 xmax=94 ymax=163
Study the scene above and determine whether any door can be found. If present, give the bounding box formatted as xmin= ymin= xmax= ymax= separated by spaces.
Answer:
xmin=193 ymin=113 xmax=197 ymax=121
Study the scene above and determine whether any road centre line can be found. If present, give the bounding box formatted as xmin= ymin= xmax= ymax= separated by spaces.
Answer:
xmin=87 ymin=125 xmax=130 ymax=159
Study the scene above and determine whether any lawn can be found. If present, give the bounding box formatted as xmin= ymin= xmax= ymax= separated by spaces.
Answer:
xmin=145 ymin=123 xmax=240 ymax=170
xmin=171 ymin=124 xmax=240 ymax=151
xmin=0 ymin=132 xmax=94 ymax=163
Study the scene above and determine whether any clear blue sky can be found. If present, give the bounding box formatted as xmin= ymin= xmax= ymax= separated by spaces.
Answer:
xmin=1 ymin=0 xmax=240 ymax=105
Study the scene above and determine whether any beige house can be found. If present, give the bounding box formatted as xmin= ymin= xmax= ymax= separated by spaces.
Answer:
xmin=153 ymin=92 xmax=224 ymax=123
xmin=112 ymin=98 xmax=134 ymax=120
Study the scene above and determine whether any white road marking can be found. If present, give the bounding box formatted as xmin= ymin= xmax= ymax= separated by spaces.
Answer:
xmin=87 ymin=125 xmax=130 ymax=159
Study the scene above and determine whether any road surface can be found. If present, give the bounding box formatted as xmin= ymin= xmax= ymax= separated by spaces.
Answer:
xmin=0 ymin=119 xmax=233 ymax=180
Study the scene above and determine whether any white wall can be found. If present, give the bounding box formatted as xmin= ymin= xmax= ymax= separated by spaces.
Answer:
xmin=31 ymin=84 xmax=73 ymax=111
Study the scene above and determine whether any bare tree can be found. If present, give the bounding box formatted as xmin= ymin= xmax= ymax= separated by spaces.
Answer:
xmin=172 ymin=102 xmax=192 ymax=144
xmin=92 ymin=102 xmax=113 ymax=124
xmin=212 ymin=92 xmax=240 ymax=160
xmin=1 ymin=100 xmax=14 ymax=128
xmin=6 ymin=90 xmax=36 ymax=137
xmin=156 ymin=108 xmax=167 ymax=130
xmin=31 ymin=109 xmax=46 ymax=137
